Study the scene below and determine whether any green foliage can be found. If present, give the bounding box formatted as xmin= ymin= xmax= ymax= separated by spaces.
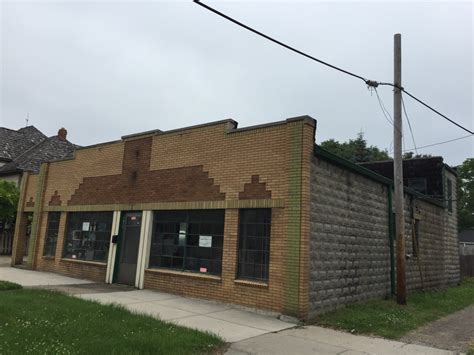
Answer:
xmin=316 ymin=278 xmax=474 ymax=339
xmin=402 ymin=152 xmax=433 ymax=159
xmin=458 ymin=158 xmax=474 ymax=230
xmin=0 ymin=281 xmax=22 ymax=291
xmin=0 ymin=180 xmax=20 ymax=222
xmin=320 ymin=132 xmax=391 ymax=163
xmin=0 ymin=289 xmax=223 ymax=354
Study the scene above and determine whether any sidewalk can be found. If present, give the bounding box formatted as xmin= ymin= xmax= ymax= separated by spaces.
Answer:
xmin=0 ymin=264 xmax=293 ymax=342
xmin=227 ymin=326 xmax=455 ymax=355
xmin=0 ymin=263 xmax=456 ymax=353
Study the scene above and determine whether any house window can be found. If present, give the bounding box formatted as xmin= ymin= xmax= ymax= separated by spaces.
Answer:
xmin=237 ymin=209 xmax=271 ymax=282
xmin=149 ymin=210 xmax=224 ymax=275
xmin=63 ymin=212 xmax=113 ymax=262
xmin=447 ymin=179 xmax=453 ymax=212
xmin=43 ymin=212 xmax=61 ymax=257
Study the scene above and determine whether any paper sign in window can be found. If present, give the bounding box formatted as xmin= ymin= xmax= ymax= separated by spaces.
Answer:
xmin=199 ymin=235 xmax=212 ymax=248
xmin=178 ymin=222 xmax=187 ymax=246
xmin=82 ymin=222 xmax=90 ymax=231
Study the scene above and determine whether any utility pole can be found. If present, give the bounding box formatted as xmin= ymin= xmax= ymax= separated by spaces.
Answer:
xmin=394 ymin=33 xmax=407 ymax=305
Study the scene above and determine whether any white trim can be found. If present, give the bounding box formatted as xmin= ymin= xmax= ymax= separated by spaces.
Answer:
xmin=136 ymin=210 xmax=153 ymax=289
xmin=105 ymin=211 xmax=121 ymax=284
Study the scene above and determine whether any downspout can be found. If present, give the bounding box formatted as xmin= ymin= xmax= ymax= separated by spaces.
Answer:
xmin=388 ymin=185 xmax=395 ymax=296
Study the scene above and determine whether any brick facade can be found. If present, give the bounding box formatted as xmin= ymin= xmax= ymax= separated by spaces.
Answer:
xmin=12 ymin=116 xmax=460 ymax=320
xmin=13 ymin=117 xmax=316 ymax=318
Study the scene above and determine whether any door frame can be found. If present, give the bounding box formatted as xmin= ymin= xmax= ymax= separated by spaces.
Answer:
xmin=105 ymin=210 xmax=153 ymax=289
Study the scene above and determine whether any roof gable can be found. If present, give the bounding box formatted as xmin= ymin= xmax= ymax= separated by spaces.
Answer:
xmin=0 ymin=126 xmax=47 ymax=161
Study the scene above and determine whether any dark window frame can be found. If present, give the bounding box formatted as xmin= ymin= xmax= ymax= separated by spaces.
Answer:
xmin=148 ymin=210 xmax=225 ymax=276
xmin=447 ymin=179 xmax=453 ymax=212
xmin=63 ymin=212 xmax=113 ymax=262
xmin=412 ymin=219 xmax=420 ymax=257
xmin=237 ymin=208 xmax=271 ymax=282
xmin=43 ymin=212 xmax=61 ymax=257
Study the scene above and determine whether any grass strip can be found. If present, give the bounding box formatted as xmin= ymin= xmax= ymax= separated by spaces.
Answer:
xmin=316 ymin=277 xmax=474 ymax=339
xmin=0 ymin=288 xmax=223 ymax=354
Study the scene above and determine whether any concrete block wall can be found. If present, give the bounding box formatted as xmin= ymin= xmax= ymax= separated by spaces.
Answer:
xmin=443 ymin=170 xmax=461 ymax=285
xmin=402 ymin=170 xmax=460 ymax=291
xmin=309 ymin=156 xmax=391 ymax=317
xmin=310 ymin=154 xmax=461 ymax=316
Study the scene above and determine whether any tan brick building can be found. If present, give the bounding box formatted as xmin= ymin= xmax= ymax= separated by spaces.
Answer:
xmin=12 ymin=116 xmax=460 ymax=320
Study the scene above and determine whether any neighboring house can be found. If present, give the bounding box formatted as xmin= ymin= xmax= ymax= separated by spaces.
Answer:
xmin=0 ymin=125 xmax=76 ymax=255
xmin=459 ymin=228 xmax=474 ymax=255
xmin=0 ymin=126 xmax=76 ymax=186
xmin=0 ymin=126 xmax=47 ymax=185
xmin=12 ymin=116 xmax=460 ymax=320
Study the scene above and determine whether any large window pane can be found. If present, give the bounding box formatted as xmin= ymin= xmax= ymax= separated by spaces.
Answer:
xmin=63 ymin=212 xmax=113 ymax=262
xmin=149 ymin=210 xmax=224 ymax=275
xmin=43 ymin=212 xmax=61 ymax=257
xmin=238 ymin=209 xmax=271 ymax=281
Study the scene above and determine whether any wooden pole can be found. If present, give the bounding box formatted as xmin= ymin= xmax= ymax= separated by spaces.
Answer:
xmin=394 ymin=33 xmax=407 ymax=305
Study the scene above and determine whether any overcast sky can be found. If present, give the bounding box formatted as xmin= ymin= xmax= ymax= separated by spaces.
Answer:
xmin=1 ymin=0 xmax=472 ymax=166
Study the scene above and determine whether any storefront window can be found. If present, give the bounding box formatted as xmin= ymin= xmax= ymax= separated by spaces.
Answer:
xmin=237 ymin=209 xmax=271 ymax=281
xmin=43 ymin=212 xmax=60 ymax=257
xmin=149 ymin=210 xmax=224 ymax=275
xmin=63 ymin=212 xmax=112 ymax=262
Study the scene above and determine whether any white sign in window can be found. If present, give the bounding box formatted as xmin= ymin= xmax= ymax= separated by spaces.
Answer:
xmin=178 ymin=222 xmax=187 ymax=246
xmin=199 ymin=235 xmax=212 ymax=248
xmin=82 ymin=222 xmax=90 ymax=231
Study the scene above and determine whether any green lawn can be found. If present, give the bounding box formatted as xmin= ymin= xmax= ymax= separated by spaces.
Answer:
xmin=0 ymin=283 xmax=223 ymax=354
xmin=468 ymin=342 xmax=474 ymax=355
xmin=0 ymin=281 xmax=22 ymax=291
xmin=316 ymin=277 xmax=474 ymax=339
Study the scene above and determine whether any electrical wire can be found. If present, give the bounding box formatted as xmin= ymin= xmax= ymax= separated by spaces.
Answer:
xmin=401 ymin=95 xmax=418 ymax=154
xmin=378 ymin=83 xmax=473 ymax=135
xmin=374 ymin=88 xmax=394 ymax=126
xmin=374 ymin=88 xmax=407 ymax=153
xmin=194 ymin=0 xmax=473 ymax=136
xmin=193 ymin=0 xmax=369 ymax=83
xmin=402 ymin=134 xmax=473 ymax=153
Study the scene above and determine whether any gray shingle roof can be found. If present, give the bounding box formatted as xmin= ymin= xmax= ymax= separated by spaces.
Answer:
xmin=0 ymin=126 xmax=46 ymax=162
xmin=0 ymin=126 xmax=76 ymax=174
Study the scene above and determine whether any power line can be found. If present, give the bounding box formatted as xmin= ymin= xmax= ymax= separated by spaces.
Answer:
xmin=378 ymin=83 xmax=473 ymax=135
xmin=403 ymin=88 xmax=472 ymax=134
xmin=193 ymin=0 xmax=369 ymax=83
xmin=374 ymin=87 xmax=408 ymax=152
xmin=402 ymin=134 xmax=473 ymax=153
xmin=194 ymin=0 xmax=473 ymax=136
xmin=374 ymin=88 xmax=394 ymax=126
xmin=401 ymin=95 xmax=418 ymax=154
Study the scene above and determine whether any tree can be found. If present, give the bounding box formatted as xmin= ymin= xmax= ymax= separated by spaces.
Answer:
xmin=0 ymin=181 xmax=19 ymax=223
xmin=320 ymin=132 xmax=391 ymax=163
xmin=458 ymin=158 xmax=474 ymax=230
xmin=402 ymin=152 xmax=432 ymax=159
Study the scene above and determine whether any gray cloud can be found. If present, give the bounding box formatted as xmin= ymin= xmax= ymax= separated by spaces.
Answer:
xmin=1 ymin=1 xmax=472 ymax=165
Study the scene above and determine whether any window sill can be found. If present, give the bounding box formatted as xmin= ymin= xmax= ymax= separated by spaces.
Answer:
xmin=234 ymin=279 xmax=269 ymax=288
xmin=60 ymin=258 xmax=107 ymax=267
xmin=42 ymin=256 xmax=55 ymax=260
xmin=145 ymin=268 xmax=222 ymax=282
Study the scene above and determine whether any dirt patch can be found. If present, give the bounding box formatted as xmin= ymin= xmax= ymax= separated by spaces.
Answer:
xmin=401 ymin=305 xmax=474 ymax=353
